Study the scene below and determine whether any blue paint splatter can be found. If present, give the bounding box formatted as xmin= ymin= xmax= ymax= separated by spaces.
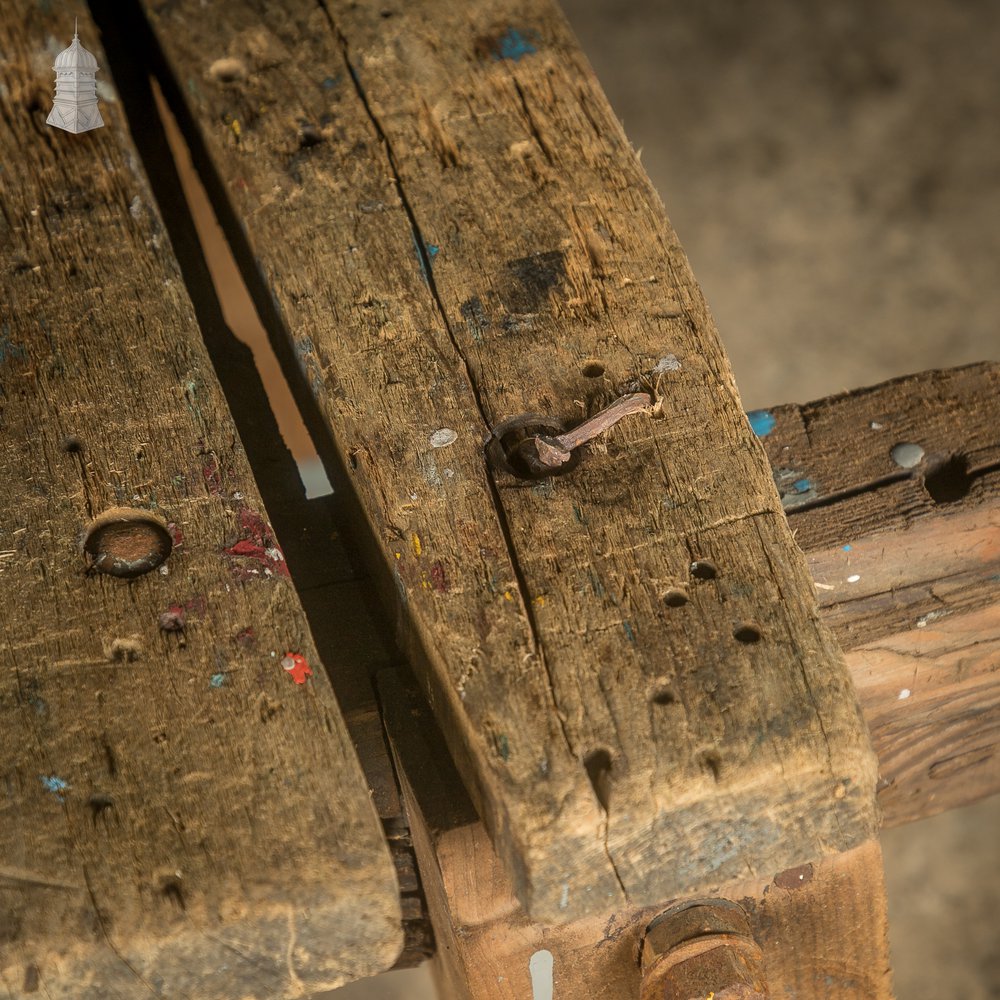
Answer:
xmin=411 ymin=232 xmax=440 ymax=282
xmin=495 ymin=28 xmax=538 ymax=61
xmin=209 ymin=672 xmax=226 ymax=688
xmin=321 ymin=75 xmax=340 ymax=89
xmin=40 ymin=775 xmax=69 ymax=800
xmin=623 ymin=621 xmax=636 ymax=643
xmin=0 ymin=327 xmax=27 ymax=365
xmin=747 ymin=410 xmax=776 ymax=437
xmin=842 ymin=544 xmax=852 ymax=552
xmin=792 ymin=478 xmax=813 ymax=494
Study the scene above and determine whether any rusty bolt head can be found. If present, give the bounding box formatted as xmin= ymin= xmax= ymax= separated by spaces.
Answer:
xmin=640 ymin=900 xmax=768 ymax=1000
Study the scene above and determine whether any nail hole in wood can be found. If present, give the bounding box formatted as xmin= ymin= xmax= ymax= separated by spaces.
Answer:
xmin=298 ymin=123 xmax=323 ymax=149
xmin=102 ymin=738 xmax=118 ymax=778
xmin=161 ymin=876 xmax=186 ymax=910
xmin=662 ymin=589 xmax=688 ymax=608
xmin=83 ymin=508 xmax=172 ymax=578
xmin=699 ymin=749 xmax=723 ymax=782
xmin=733 ymin=624 xmax=762 ymax=644
xmin=651 ymin=686 xmax=677 ymax=706
xmin=88 ymin=794 xmax=114 ymax=824
xmin=583 ymin=748 xmax=613 ymax=812
xmin=923 ymin=454 xmax=972 ymax=504
xmin=581 ymin=361 xmax=605 ymax=378
xmin=690 ymin=560 xmax=718 ymax=581
xmin=60 ymin=435 xmax=84 ymax=454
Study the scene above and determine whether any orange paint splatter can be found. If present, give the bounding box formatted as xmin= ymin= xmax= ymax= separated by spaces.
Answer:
xmin=281 ymin=652 xmax=312 ymax=685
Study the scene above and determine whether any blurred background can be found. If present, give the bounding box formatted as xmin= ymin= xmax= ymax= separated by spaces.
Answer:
xmin=172 ymin=1 xmax=1000 ymax=996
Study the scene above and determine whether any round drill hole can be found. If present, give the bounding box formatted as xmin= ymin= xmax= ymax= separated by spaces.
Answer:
xmin=581 ymin=361 xmax=606 ymax=378
xmin=83 ymin=508 xmax=173 ymax=579
xmin=662 ymin=589 xmax=689 ymax=608
xmin=651 ymin=686 xmax=677 ymax=706
xmin=60 ymin=435 xmax=84 ymax=454
xmin=923 ymin=454 xmax=972 ymax=504
xmin=690 ymin=560 xmax=718 ymax=581
xmin=733 ymin=624 xmax=762 ymax=644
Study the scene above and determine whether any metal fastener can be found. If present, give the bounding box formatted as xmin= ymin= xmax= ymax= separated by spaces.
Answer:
xmin=640 ymin=899 xmax=769 ymax=1000
xmin=518 ymin=391 xmax=653 ymax=474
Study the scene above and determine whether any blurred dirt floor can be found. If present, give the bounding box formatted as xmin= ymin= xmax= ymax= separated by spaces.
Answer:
xmin=184 ymin=1 xmax=1000 ymax=996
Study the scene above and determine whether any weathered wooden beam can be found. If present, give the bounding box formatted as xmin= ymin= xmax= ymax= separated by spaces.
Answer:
xmin=0 ymin=5 xmax=401 ymax=997
xmin=379 ymin=669 xmax=893 ymax=1000
xmin=375 ymin=364 xmax=998 ymax=996
xmin=757 ymin=362 xmax=1000 ymax=823
xmin=137 ymin=0 xmax=878 ymax=921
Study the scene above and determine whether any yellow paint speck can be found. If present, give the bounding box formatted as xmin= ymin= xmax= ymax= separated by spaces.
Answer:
xmin=534 ymin=595 xmax=546 ymax=606
xmin=412 ymin=533 xmax=422 ymax=557
xmin=394 ymin=551 xmax=402 ymax=560
xmin=231 ymin=119 xmax=241 ymax=138
xmin=503 ymin=591 xmax=513 ymax=602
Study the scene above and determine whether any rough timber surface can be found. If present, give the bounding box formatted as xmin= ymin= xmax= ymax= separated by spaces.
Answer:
xmin=759 ymin=363 xmax=1000 ymax=825
xmin=141 ymin=0 xmax=878 ymax=919
xmin=0 ymin=7 xmax=401 ymax=998
xmin=381 ymin=670 xmax=893 ymax=1000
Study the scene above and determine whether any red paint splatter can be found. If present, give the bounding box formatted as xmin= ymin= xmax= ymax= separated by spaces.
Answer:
xmin=159 ymin=606 xmax=186 ymax=631
xmin=281 ymin=652 xmax=312 ymax=685
xmin=233 ymin=626 xmax=256 ymax=647
xmin=430 ymin=561 xmax=448 ymax=593
xmin=166 ymin=523 xmax=185 ymax=551
xmin=222 ymin=509 xmax=290 ymax=581
xmin=159 ymin=595 xmax=206 ymax=631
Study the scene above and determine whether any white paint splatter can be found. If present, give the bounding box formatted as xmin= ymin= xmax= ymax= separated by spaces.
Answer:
xmin=529 ymin=950 xmax=554 ymax=1000
xmin=653 ymin=354 xmax=681 ymax=374
xmin=870 ymin=421 xmax=884 ymax=430
xmin=898 ymin=689 xmax=911 ymax=700
xmin=430 ymin=428 xmax=458 ymax=448
xmin=847 ymin=574 xmax=861 ymax=584
xmin=558 ymin=883 xmax=569 ymax=910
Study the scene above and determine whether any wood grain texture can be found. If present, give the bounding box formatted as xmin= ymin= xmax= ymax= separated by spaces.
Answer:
xmin=757 ymin=364 xmax=1000 ymax=824
xmin=140 ymin=0 xmax=877 ymax=921
xmin=0 ymin=6 xmax=401 ymax=998
xmin=380 ymin=670 xmax=893 ymax=1000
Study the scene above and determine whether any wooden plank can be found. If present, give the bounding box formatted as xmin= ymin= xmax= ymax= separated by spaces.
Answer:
xmin=139 ymin=0 xmax=878 ymax=921
xmin=757 ymin=363 xmax=1000 ymax=824
xmin=0 ymin=6 xmax=401 ymax=998
xmin=379 ymin=670 xmax=893 ymax=1000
